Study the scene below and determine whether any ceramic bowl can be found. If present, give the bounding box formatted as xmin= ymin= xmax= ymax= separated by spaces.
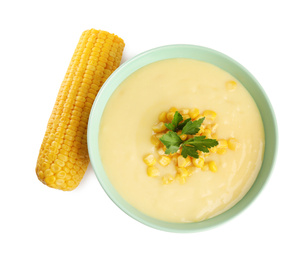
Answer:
xmin=87 ymin=44 xmax=277 ymax=232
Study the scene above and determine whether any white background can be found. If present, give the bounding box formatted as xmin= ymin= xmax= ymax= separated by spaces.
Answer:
xmin=1 ymin=0 xmax=304 ymax=259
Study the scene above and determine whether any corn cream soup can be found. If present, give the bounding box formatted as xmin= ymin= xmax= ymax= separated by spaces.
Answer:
xmin=99 ymin=58 xmax=264 ymax=223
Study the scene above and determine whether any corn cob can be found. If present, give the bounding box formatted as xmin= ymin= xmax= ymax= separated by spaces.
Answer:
xmin=36 ymin=29 xmax=125 ymax=191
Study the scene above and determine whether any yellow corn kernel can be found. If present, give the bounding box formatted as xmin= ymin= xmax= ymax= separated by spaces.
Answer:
xmin=226 ymin=80 xmax=237 ymax=91
xmin=35 ymin=29 xmax=125 ymax=191
xmin=147 ymin=166 xmax=160 ymax=177
xmin=217 ymin=139 xmax=228 ymax=148
xmin=228 ymin=138 xmax=240 ymax=151
xmin=177 ymin=167 xmax=189 ymax=178
xmin=177 ymin=155 xmax=191 ymax=168
xmin=177 ymin=131 xmax=187 ymax=141
xmin=192 ymin=157 xmax=205 ymax=168
xmin=209 ymin=147 xmax=217 ymax=153
xmin=210 ymin=123 xmax=218 ymax=133
xmin=179 ymin=108 xmax=189 ymax=115
xmin=217 ymin=148 xmax=227 ymax=155
xmin=169 ymin=107 xmax=178 ymax=112
xmin=186 ymin=166 xmax=196 ymax=176
xmin=44 ymin=169 xmax=53 ymax=177
xmin=158 ymin=111 xmax=167 ymax=122
xmin=198 ymin=151 xmax=205 ymax=157
xmin=198 ymin=125 xmax=206 ymax=135
xmin=189 ymin=108 xmax=199 ymax=119
xmin=143 ymin=154 xmax=156 ymax=166
xmin=151 ymin=135 xmax=161 ymax=147
xmin=167 ymin=111 xmax=175 ymax=122
xmin=185 ymin=156 xmax=191 ymax=166
xmin=195 ymin=115 xmax=205 ymax=121
xmin=152 ymin=122 xmax=167 ymax=133
xmin=202 ymin=128 xmax=212 ymax=138
xmin=202 ymin=110 xmax=217 ymax=121
xmin=44 ymin=175 xmax=56 ymax=185
xmin=159 ymin=156 xmax=171 ymax=167
xmin=208 ymin=161 xmax=218 ymax=172
xmin=162 ymin=174 xmax=174 ymax=185
xmin=180 ymin=134 xmax=188 ymax=141
xmin=157 ymin=147 xmax=165 ymax=156
xmin=182 ymin=114 xmax=191 ymax=121
xmin=211 ymin=133 xmax=218 ymax=139
xmin=171 ymin=154 xmax=179 ymax=165
xmin=155 ymin=133 xmax=164 ymax=139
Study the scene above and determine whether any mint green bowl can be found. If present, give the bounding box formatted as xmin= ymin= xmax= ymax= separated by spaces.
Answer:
xmin=87 ymin=44 xmax=277 ymax=232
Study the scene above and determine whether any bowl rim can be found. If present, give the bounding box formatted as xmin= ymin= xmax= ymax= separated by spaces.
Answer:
xmin=87 ymin=44 xmax=278 ymax=233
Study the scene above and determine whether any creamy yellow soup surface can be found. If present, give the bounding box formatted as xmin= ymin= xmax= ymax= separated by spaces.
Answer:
xmin=99 ymin=58 xmax=264 ymax=223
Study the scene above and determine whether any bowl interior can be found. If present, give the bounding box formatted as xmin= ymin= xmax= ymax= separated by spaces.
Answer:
xmin=88 ymin=44 xmax=277 ymax=232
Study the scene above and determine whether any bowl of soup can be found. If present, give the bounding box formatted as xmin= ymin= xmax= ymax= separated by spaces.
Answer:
xmin=87 ymin=44 xmax=277 ymax=232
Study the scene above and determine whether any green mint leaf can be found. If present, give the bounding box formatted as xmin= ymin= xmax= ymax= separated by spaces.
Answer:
xmin=181 ymin=117 xmax=205 ymax=135
xmin=159 ymin=131 xmax=183 ymax=149
xmin=165 ymin=111 xmax=183 ymax=131
xmin=177 ymin=118 xmax=191 ymax=130
xmin=181 ymin=145 xmax=199 ymax=158
xmin=165 ymin=146 xmax=180 ymax=155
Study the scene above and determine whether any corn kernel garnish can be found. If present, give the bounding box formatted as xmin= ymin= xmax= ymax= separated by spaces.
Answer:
xmin=211 ymin=133 xmax=218 ymax=139
xmin=228 ymin=138 xmax=240 ymax=151
xmin=202 ymin=110 xmax=217 ymax=121
xmin=143 ymin=154 xmax=156 ymax=166
xmin=192 ymin=157 xmax=205 ymax=168
xmin=198 ymin=125 xmax=206 ymax=134
xmin=202 ymin=128 xmax=212 ymax=138
xmin=209 ymin=147 xmax=217 ymax=153
xmin=157 ymin=148 xmax=165 ymax=156
xmin=147 ymin=166 xmax=160 ymax=177
xmin=158 ymin=111 xmax=168 ymax=122
xmin=217 ymin=148 xmax=227 ymax=155
xmin=226 ymin=80 xmax=237 ymax=91
xmin=181 ymin=134 xmax=188 ymax=141
xmin=151 ymin=135 xmax=161 ymax=147
xmin=143 ymin=108 xmax=238 ymax=184
xmin=177 ymin=167 xmax=189 ymax=178
xmin=167 ymin=111 xmax=175 ymax=122
xmin=182 ymin=114 xmax=191 ymax=121
xmin=217 ymin=139 xmax=228 ymax=148
xmin=169 ymin=107 xmax=178 ymax=112
xmin=159 ymin=156 xmax=171 ymax=166
xmin=179 ymin=108 xmax=189 ymax=115
xmin=162 ymin=174 xmax=174 ymax=185
xmin=189 ymin=108 xmax=199 ymax=119
xmin=152 ymin=122 xmax=167 ymax=133
xmin=177 ymin=155 xmax=189 ymax=168
xmin=208 ymin=161 xmax=218 ymax=172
